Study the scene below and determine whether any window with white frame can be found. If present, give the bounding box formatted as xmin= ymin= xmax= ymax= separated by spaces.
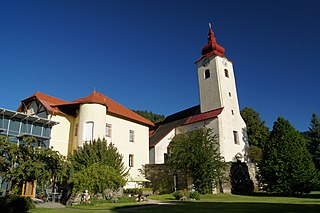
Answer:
xmin=129 ymin=154 xmax=134 ymax=167
xmin=129 ymin=129 xmax=135 ymax=142
xmin=83 ymin=121 xmax=94 ymax=141
xmin=105 ymin=123 xmax=112 ymax=138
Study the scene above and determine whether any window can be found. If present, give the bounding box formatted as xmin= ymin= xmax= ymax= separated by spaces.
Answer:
xmin=105 ymin=123 xmax=112 ymax=138
xmin=233 ymin=131 xmax=239 ymax=145
xmin=231 ymin=110 xmax=234 ymax=115
xmin=229 ymin=92 xmax=231 ymax=97
xmin=74 ymin=123 xmax=78 ymax=136
xmin=224 ymin=69 xmax=229 ymax=78
xmin=129 ymin=130 xmax=135 ymax=142
xmin=129 ymin=154 xmax=134 ymax=167
xmin=204 ymin=69 xmax=210 ymax=79
xmin=83 ymin=121 xmax=94 ymax=141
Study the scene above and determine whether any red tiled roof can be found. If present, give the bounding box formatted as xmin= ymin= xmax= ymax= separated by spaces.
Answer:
xmin=18 ymin=91 xmax=154 ymax=126
xmin=17 ymin=92 xmax=68 ymax=114
xmin=185 ymin=107 xmax=223 ymax=125
xmin=56 ymin=91 xmax=154 ymax=126
xmin=150 ymin=106 xmax=223 ymax=147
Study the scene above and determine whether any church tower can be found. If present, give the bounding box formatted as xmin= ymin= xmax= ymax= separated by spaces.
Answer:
xmin=196 ymin=24 xmax=241 ymax=116
xmin=196 ymin=24 xmax=247 ymax=162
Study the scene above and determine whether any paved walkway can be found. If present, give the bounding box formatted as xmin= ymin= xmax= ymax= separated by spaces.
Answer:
xmin=35 ymin=199 xmax=166 ymax=212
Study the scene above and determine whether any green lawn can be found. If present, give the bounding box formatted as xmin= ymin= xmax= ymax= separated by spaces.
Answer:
xmin=31 ymin=192 xmax=320 ymax=213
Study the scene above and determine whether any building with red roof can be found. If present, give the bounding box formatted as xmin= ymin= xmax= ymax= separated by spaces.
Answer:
xmin=17 ymin=90 xmax=154 ymax=185
xmin=149 ymin=24 xmax=247 ymax=164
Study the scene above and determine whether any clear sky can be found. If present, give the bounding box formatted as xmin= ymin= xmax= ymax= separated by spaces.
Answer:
xmin=1 ymin=0 xmax=319 ymax=131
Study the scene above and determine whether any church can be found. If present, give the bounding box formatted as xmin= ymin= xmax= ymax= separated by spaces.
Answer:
xmin=149 ymin=24 xmax=247 ymax=163
xmin=0 ymin=24 xmax=247 ymax=187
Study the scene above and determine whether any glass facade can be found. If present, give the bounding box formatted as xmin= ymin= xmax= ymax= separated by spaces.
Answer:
xmin=0 ymin=108 xmax=57 ymax=147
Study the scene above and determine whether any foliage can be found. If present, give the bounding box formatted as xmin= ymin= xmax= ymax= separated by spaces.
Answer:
xmin=70 ymin=163 xmax=126 ymax=195
xmin=0 ymin=194 xmax=35 ymax=213
xmin=133 ymin=110 xmax=165 ymax=123
xmin=172 ymin=190 xmax=200 ymax=200
xmin=167 ymin=128 xmax=227 ymax=194
xmin=230 ymin=162 xmax=254 ymax=195
xmin=241 ymin=107 xmax=269 ymax=162
xmin=189 ymin=191 xmax=200 ymax=200
xmin=241 ymin=107 xmax=270 ymax=148
xmin=305 ymin=113 xmax=320 ymax=171
xmin=247 ymin=145 xmax=263 ymax=163
xmin=172 ymin=190 xmax=188 ymax=200
xmin=0 ymin=136 xmax=67 ymax=194
xmin=260 ymin=117 xmax=317 ymax=195
xmin=69 ymin=139 xmax=128 ymax=195
xmin=70 ymin=139 xmax=127 ymax=176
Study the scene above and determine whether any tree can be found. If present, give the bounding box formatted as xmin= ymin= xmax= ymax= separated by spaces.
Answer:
xmin=133 ymin=110 xmax=165 ymax=123
xmin=167 ymin=128 xmax=227 ymax=194
xmin=241 ymin=107 xmax=269 ymax=162
xmin=69 ymin=139 xmax=128 ymax=195
xmin=0 ymin=136 xmax=66 ymax=194
xmin=70 ymin=163 xmax=126 ymax=194
xmin=260 ymin=117 xmax=317 ymax=195
xmin=0 ymin=136 xmax=20 ymax=191
xmin=305 ymin=113 xmax=320 ymax=171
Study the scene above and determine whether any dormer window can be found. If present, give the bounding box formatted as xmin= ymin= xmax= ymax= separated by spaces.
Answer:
xmin=204 ymin=69 xmax=210 ymax=79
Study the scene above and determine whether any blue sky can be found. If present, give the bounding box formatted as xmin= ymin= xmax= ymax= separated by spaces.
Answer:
xmin=0 ymin=0 xmax=319 ymax=131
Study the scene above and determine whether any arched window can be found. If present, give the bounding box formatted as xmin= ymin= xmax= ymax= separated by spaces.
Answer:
xmin=204 ymin=69 xmax=210 ymax=79
xmin=224 ymin=69 xmax=229 ymax=78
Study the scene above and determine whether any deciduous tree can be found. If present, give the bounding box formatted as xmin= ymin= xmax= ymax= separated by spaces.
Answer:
xmin=69 ymin=139 xmax=128 ymax=195
xmin=168 ymin=128 xmax=227 ymax=194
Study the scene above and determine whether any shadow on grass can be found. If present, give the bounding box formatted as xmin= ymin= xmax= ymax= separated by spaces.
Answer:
xmin=112 ymin=201 xmax=320 ymax=213
xmin=250 ymin=192 xmax=320 ymax=199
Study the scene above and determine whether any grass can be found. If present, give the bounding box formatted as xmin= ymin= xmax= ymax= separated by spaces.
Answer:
xmin=30 ymin=192 xmax=320 ymax=213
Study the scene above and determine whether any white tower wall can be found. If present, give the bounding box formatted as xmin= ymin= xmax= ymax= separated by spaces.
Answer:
xmin=77 ymin=103 xmax=107 ymax=146
xmin=196 ymin=55 xmax=248 ymax=161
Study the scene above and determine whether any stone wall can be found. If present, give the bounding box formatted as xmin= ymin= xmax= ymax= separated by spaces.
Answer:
xmin=144 ymin=162 xmax=258 ymax=194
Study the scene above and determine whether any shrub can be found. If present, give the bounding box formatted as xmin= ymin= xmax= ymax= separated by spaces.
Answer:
xmin=189 ymin=191 xmax=200 ymax=200
xmin=0 ymin=194 xmax=35 ymax=213
xmin=172 ymin=190 xmax=188 ymax=200
xmin=172 ymin=190 xmax=201 ymax=201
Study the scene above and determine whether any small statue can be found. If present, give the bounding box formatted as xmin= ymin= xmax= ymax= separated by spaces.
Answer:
xmin=81 ymin=190 xmax=91 ymax=204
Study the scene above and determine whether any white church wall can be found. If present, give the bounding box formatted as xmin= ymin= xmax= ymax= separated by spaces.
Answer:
xmin=149 ymin=147 xmax=155 ymax=164
xmin=153 ymin=128 xmax=175 ymax=164
xmin=196 ymin=56 xmax=222 ymax=113
xmin=217 ymin=111 xmax=247 ymax=162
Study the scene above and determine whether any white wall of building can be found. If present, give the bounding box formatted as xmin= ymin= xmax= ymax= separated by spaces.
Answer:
xmin=153 ymin=129 xmax=175 ymax=164
xmin=50 ymin=114 xmax=74 ymax=156
xmin=77 ymin=103 xmax=107 ymax=147
xmin=105 ymin=114 xmax=149 ymax=181
xmin=196 ymin=55 xmax=248 ymax=162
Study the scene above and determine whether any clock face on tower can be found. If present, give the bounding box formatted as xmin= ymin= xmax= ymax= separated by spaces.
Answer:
xmin=202 ymin=58 xmax=210 ymax=67
xmin=222 ymin=58 xmax=227 ymax=66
